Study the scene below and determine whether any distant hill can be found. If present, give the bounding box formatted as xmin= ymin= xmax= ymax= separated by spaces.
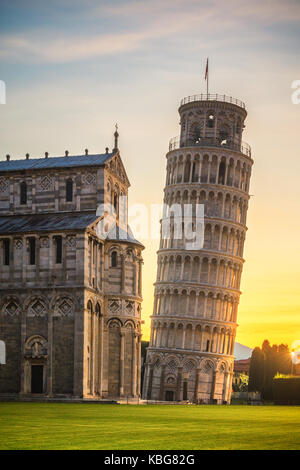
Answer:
xmin=234 ymin=342 xmax=253 ymax=360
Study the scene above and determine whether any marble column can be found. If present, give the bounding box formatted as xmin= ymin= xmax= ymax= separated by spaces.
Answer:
xmin=175 ymin=366 xmax=183 ymax=401
xmin=159 ymin=364 xmax=166 ymax=400
xmin=194 ymin=368 xmax=201 ymax=402
xmin=119 ymin=331 xmax=125 ymax=396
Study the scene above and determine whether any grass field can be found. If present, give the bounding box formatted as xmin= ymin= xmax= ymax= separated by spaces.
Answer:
xmin=0 ymin=402 xmax=299 ymax=450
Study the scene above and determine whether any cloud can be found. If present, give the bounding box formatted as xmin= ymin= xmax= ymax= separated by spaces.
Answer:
xmin=0 ymin=31 xmax=143 ymax=63
xmin=1 ymin=0 xmax=299 ymax=64
xmin=0 ymin=7 xmax=219 ymax=63
xmin=99 ymin=0 xmax=300 ymax=23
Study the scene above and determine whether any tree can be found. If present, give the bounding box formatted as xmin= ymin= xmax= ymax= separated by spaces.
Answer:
xmin=248 ymin=347 xmax=264 ymax=392
xmin=262 ymin=343 xmax=278 ymax=400
xmin=247 ymin=341 xmax=292 ymax=400
xmin=277 ymin=344 xmax=292 ymax=375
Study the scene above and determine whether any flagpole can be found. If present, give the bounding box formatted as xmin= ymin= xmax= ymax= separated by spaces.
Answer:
xmin=207 ymin=58 xmax=209 ymax=97
xmin=204 ymin=58 xmax=209 ymax=97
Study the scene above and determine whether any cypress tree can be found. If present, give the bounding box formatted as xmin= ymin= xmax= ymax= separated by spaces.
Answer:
xmin=248 ymin=341 xmax=292 ymax=399
xmin=248 ymin=347 xmax=264 ymax=392
xmin=277 ymin=344 xmax=292 ymax=374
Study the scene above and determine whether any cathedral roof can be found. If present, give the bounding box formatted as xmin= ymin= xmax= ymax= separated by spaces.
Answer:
xmin=0 ymin=212 xmax=99 ymax=233
xmin=106 ymin=223 xmax=144 ymax=247
xmin=0 ymin=212 xmax=144 ymax=247
xmin=0 ymin=153 xmax=114 ymax=172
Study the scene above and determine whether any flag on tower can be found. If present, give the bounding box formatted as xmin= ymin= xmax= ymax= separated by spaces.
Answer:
xmin=205 ymin=58 xmax=209 ymax=81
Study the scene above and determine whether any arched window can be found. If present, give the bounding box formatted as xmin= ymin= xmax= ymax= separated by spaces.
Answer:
xmin=54 ymin=235 xmax=62 ymax=264
xmin=95 ymin=303 xmax=101 ymax=316
xmin=3 ymin=239 xmax=10 ymax=266
xmin=113 ymin=193 xmax=118 ymax=214
xmin=87 ymin=300 xmax=93 ymax=314
xmin=219 ymin=124 xmax=230 ymax=143
xmin=218 ymin=161 xmax=226 ymax=185
xmin=111 ymin=251 xmax=117 ymax=267
xmin=188 ymin=123 xmax=201 ymax=145
xmin=0 ymin=340 xmax=6 ymax=365
xmin=66 ymin=178 xmax=73 ymax=202
xmin=207 ymin=114 xmax=215 ymax=128
xmin=20 ymin=181 xmax=27 ymax=205
xmin=28 ymin=237 xmax=36 ymax=265
xmin=183 ymin=160 xmax=191 ymax=182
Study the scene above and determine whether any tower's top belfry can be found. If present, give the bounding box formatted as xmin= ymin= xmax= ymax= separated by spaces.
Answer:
xmin=171 ymin=94 xmax=250 ymax=157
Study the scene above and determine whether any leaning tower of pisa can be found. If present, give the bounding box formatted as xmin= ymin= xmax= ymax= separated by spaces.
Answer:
xmin=143 ymin=93 xmax=253 ymax=404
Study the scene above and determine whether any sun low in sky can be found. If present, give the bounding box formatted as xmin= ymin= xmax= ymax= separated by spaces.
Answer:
xmin=0 ymin=0 xmax=299 ymax=349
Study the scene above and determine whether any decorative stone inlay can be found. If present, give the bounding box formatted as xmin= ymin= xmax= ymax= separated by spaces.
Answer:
xmin=14 ymin=238 xmax=23 ymax=250
xmin=82 ymin=173 xmax=96 ymax=185
xmin=28 ymin=300 xmax=47 ymax=317
xmin=66 ymin=236 xmax=76 ymax=248
xmin=39 ymin=175 xmax=54 ymax=191
xmin=167 ymin=359 xmax=177 ymax=372
xmin=183 ymin=360 xmax=195 ymax=372
xmin=126 ymin=301 xmax=134 ymax=313
xmin=108 ymin=300 xmax=120 ymax=313
xmin=4 ymin=300 xmax=20 ymax=317
xmin=56 ymin=298 xmax=74 ymax=317
xmin=0 ymin=177 xmax=9 ymax=193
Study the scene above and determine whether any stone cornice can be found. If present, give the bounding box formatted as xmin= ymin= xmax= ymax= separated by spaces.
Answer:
xmin=156 ymin=248 xmax=245 ymax=264
xmin=150 ymin=314 xmax=238 ymax=328
xmin=154 ymin=281 xmax=241 ymax=296
xmin=164 ymin=181 xmax=251 ymax=199
xmin=166 ymin=144 xmax=253 ymax=165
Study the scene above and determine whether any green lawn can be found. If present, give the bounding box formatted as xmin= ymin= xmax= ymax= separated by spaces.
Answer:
xmin=0 ymin=402 xmax=299 ymax=450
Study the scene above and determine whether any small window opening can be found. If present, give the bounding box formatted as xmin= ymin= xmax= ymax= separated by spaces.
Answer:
xmin=66 ymin=178 xmax=73 ymax=202
xmin=207 ymin=115 xmax=215 ymax=128
xmin=28 ymin=237 xmax=36 ymax=265
xmin=3 ymin=239 xmax=10 ymax=266
xmin=54 ymin=236 xmax=62 ymax=264
xmin=20 ymin=182 xmax=27 ymax=205
xmin=111 ymin=251 xmax=117 ymax=267
xmin=218 ymin=161 xmax=226 ymax=185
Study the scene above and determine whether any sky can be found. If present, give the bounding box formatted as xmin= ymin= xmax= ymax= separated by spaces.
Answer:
xmin=0 ymin=0 xmax=299 ymax=349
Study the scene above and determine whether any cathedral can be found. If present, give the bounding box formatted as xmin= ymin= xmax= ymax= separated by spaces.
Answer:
xmin=143 ymin=93 xmax=253 ymax=403
xmin=0 ymin=129 xmax=144 ymax=399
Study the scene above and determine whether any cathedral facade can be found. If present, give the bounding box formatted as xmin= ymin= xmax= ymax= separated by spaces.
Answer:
xmin=0 ymin=132 xmax=143 ymax=399
xmin=143 ymin=94 xmax=253 ymax=403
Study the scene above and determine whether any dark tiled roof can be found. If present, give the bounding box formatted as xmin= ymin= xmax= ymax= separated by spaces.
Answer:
xmin=0 ymin=153 xmax=113 ymax=172
xmin=0 ymin=212 xmax=100 ymax=233
xmin=106 ymin=224 xmax=144 ymax=247
xmin=0 ymin=213 xmax=144 ymax=247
